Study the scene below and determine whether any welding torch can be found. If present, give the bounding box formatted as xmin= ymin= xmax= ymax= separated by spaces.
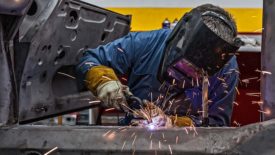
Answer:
xmin=202 ymin=75 xmax=209 ymax=127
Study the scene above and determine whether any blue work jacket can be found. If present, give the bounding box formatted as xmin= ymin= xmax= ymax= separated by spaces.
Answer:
xmin=77 ymin=29 xmax=239 ymax=126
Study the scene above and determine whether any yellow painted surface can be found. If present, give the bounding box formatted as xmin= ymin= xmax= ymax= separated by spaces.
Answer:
xmin=108 ymin=8 xmax=262 ymax=33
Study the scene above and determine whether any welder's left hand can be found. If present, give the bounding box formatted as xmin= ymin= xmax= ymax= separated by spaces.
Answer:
xmin=170 ymin=116 xmax=193 ymax=127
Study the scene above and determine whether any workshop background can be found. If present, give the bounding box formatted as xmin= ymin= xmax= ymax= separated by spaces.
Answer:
xmin=62 ymin=0 xmax=263 ymax=127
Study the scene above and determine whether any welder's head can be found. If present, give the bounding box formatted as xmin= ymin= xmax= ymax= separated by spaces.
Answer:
xmin=158 ymin=4 xmax=242 ymax=89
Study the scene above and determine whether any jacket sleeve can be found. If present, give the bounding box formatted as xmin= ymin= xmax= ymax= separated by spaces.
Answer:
xmin=208 ymin=67 xmax=239 ymax=126
xmin=76 ymin=30 xmax=169 ymax=81
xmin=190 ymin=57 xmax=239 ymax=127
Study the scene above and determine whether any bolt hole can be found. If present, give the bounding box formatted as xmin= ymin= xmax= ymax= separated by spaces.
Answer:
xmin=24 ymin=150 xmax=42 ymax=155
xmin=38 ymin=59 xmax=43 ymax=66
xmin=42 ymin=45 xmax=47 ymax=52
xmin=70 ymin=30 xmax=77 ymax=41
xmin=27 ymin=1 xmax=38 ymax=16
xmin=69 ymin=10 xmax=78 ymax=23
xmin=54 ymin=46 xmax=66 ymax=64
xmin=40 ymin=71 xmax=47 ymax=83
xmin=107 ymin=21 xmax=111 ymax=28
xmin=101 ymin=32 xmax=108 ymax=42
xmin=41 ymin=45 xmax=51 ymax=53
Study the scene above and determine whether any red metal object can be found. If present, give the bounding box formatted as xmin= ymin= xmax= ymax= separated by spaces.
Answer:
xmin=231 ymin=51 xmax=261 ymax=126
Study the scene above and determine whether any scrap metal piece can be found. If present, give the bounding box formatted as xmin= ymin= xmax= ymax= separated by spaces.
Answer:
xmin=262 ymin=0 xmax=275 ymax=120
xmin=15 ymin=0 xmax=131 ymax=123
xmin=1 ymin=119 xmax=275 ymax=154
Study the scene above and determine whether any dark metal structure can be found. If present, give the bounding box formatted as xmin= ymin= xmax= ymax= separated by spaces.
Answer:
xmin=1 ymin=119 xmax=275 ymax=155
xmin=17 ymin=0 xmax=131 ymax=123
xmin=262 ymin=0 xmax=275 ymax=120
xmin=1 ymin=0 xmax=275 ymax=154
xmin=0 ymin=0 xmax=33 ymax=126
xmin=0 ymin=0 xmax=131 ymax=125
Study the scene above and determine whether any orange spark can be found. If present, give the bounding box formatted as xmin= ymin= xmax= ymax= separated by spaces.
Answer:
xmin=57 ymin=72 xmax=76 ymax=79
xmin=218 ymin=107 xmax=225 ymax=111
xmin=121 ymin=141 xmax=126 ymax=151
xmin=102 ymin=130 xmax=112 ymax=137
xmin=168 ymin=145 xmax=173 ymax=155
xmin=184 ymin=127 xmax=189 ymax=134
xmin=255 ymin=69 xmax=272 ymax=75
xmin=88 ymin=100 xmax=101 ymax=104
xmin=117 ymin=47 xmax=124 ymax=52
xmin=102 ymin=76 xmax=112 ymax=80
xmin=233 ymin=120 xmax=241 ymax=127
xmin=150 ymin=133 xmax=153 ymax=139
xmin=44 ymin=147 xmax=58 ymax=155
xmin=258 ymin=109 xmax=271 ymax=115
xmin=132 ymin=135 xmax=137 ymax=146
xmin=252 ymin=101 xmax=264 ymax=105
xmin=105 ymin=108 xmax=115 ymax=112
xmin=106 ymin=131 xmax=116 ymax=140
xmin=192 ymin=125 xmax=198 ymax=135
xmin=131 ymin=132 xmax=136 ymax=138
xmin=233 ymin=101 xmax=239 ymax=106
xmin=121 ymin=77 xmax=127 ymax=82
xmin=235 ymin=87 xmax=240 ymax=95
xmin=246 ymin=92 xmax=261 ymax=97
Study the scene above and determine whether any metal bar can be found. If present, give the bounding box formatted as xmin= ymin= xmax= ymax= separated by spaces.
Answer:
xmin=1 ymin=119 xmax=275 ymax=154
xmin=261 ymin=0 xmax=275 ymax=120
xmin=0 ymin=18 xmax=17 ymax=126
xmin=19 ymin=91 xmax=101 ymax=124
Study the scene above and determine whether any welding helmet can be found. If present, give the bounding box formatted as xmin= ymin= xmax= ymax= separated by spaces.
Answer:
xmin=158 ymin=7 xmax=242 ymax=89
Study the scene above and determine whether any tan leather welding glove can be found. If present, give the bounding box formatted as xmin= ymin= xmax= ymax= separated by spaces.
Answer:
xmin=85 ymin=65 xmax=132 ymax=111
xmin=170 ymin=116 xmax=193 ymax=127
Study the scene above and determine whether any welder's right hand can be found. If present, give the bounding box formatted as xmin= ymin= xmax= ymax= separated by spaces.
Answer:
xmin=170 ymin=116 xmax=193 ymax=127
xmin=85 ymin=65 xmax=132 ymax=111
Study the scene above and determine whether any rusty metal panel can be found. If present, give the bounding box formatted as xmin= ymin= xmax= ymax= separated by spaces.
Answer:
xmin=16 ymin=0 xmax=131 ymax=123
xmin=262 ymin=0 xmax=275 ymax=120
xmin=1 ymin=120 xmax=275 ymax=154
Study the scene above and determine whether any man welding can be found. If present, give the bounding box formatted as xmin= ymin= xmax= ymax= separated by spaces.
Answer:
xmin=77 ymin=4 xmax=242 ymax=127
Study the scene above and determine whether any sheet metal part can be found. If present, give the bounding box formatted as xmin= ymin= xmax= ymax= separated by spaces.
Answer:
xmin=1 ymin=119 xmax=275 ymax=155
xmin=20 ymin=91 xmax=101 ymax=124
xmin=0 ymin=19 xmax=16 ymax=126
xmin=262 ymin=0 xmax=275 ymax=120
xmin=0 ymin=0 xmax=32 ymax=126
xmin=15 ymin=0 xmax=131 ymax=123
